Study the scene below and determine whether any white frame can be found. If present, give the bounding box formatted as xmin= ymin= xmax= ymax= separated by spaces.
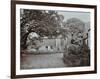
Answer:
xmin=16 ymin=4 xmax=95 ymax=75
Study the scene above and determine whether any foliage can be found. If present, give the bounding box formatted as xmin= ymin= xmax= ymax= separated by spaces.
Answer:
xmin=20 ymin=9 xmax=63 ymax=49
xmin=63 ymin=18 xmax=90 ymax=66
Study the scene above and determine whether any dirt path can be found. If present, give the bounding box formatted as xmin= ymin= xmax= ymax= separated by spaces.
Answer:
xmin=21 ymin=53 xmax=66 ymax=69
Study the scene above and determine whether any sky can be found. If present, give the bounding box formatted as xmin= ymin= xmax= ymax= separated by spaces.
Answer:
xmin=58 ymin=11 xmax=90 ymax=22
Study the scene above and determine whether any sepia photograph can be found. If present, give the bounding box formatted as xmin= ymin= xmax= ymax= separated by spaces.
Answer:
xmin=11 ymin=1 xmax=97 ymax=78
xmin=20 ymin=9 xmax=91 ymax=69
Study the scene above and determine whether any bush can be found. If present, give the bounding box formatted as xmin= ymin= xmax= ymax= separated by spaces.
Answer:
xmin=63 ymin=44 xmax=90 ymax=67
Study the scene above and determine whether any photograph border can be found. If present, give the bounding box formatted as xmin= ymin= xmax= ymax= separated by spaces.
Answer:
xmin=11 ymin=0 xmax=97 ymax=79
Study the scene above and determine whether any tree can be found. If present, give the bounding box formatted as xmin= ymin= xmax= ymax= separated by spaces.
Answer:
xmin=64 ymin=18 xmax=85 ymax=45
xmin=63 ymin=18 xmax=90 ymax=66
xmin=20 ymin=9 xmax=63 ymax=49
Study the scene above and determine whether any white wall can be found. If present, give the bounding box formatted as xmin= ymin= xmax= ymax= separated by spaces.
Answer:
xmin=0 ymin=0 xmax=100 ymax=79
